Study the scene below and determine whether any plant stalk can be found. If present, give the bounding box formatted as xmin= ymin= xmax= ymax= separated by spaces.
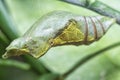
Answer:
xmin=61 ymin=0 xmax=120 ymax=24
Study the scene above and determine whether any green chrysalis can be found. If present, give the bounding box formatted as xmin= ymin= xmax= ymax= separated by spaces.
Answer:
xmin=2 ymin=11 xmax=116 ymax=59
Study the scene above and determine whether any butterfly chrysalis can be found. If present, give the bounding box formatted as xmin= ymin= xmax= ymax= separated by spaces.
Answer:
xmin=2 ymin=11 xmax=116 ymax=59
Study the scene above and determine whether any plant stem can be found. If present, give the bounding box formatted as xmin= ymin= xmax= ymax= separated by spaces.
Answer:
xmin=60 ymin=0 xmax=120 ymax=24
xmin=0 ymin=30 xmax=10 ymax=46
xmin=63 ymin=42 xmax=120 ymax=78
xmin=22 ymin=55 xmax=50 ymax=74
xmin=0 ymin=59 xmax=30 ymax=70
xmin=0 ymin=0 xmax=20 ymax=40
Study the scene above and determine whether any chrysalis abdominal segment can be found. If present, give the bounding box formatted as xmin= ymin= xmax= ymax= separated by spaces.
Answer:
xmin=2 ymin=11 xmax=116 ymax=59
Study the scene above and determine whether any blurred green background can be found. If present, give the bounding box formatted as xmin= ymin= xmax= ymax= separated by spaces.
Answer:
xmin=0 ymin=0 xmax=120 ymax=80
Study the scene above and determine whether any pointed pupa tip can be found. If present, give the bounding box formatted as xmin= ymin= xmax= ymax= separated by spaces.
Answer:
xmin=110 ymin=18 xmax=116 ymax=24
xmin=103 ymin=17 xmax=116 ymax=32
xmin=2 ymin=53 xmax=8 ymax=59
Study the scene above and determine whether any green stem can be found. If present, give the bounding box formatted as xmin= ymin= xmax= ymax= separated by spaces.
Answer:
xmin=22 ymin=55 xmax=50 ymax=74
xmin=61 ymin=0 xmax=120 ymax=24
xmin=87 ymin=0 xmax=120 ymax=24
xmin=0 ymin=0 xmax=20 ymax=40
xmin=0 ymin=30 xmax=10 ymax=46
xmin=0 ymin=59 xmax=30 ymax=70
xmin=63 ymin=42 xmax=120 ymax=78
